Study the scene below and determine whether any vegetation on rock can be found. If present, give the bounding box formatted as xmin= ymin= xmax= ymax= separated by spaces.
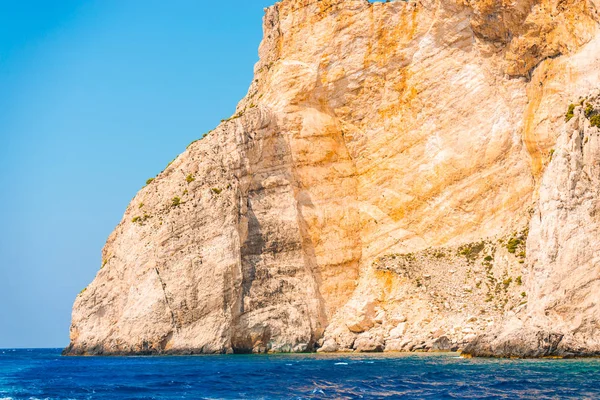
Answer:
xmin=565 ymin=104 xmax=575 ymax=122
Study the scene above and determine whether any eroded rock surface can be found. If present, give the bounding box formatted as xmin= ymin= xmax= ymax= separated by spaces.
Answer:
xmin=65 ymin=0 xmax=600 ymax=356
xmin=464 ymin=93 xmax=600 ymax=358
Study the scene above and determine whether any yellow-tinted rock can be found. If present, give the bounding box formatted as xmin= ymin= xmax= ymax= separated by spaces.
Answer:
xmin=65 ymin=0 xmax=600 ymax=356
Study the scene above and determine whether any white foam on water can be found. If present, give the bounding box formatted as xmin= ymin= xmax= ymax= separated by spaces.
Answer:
xmin=335 ymin=362 xmax=348 ymax=365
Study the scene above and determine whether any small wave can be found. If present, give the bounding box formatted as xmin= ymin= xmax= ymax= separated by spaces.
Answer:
xmin=335 ymin=362 xmax=348 ymax=365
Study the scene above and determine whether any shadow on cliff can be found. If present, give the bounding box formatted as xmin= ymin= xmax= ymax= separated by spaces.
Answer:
xmin=228 ymin=111 xmax=327 ymax=354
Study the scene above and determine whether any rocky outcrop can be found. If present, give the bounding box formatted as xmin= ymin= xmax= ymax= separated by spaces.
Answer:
xmin=319 ymin=235 xmax=531 ymax=353
xmin=65 ymin=0 xmax=600 ymax=356
xmin=463 ymin=93 xmax=600 ymax=358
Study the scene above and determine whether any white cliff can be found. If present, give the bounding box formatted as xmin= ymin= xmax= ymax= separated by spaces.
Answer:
xmin=65 ymin=0 xmax=600 ymax=356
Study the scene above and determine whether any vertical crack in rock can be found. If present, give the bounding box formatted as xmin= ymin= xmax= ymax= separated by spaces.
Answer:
xmin=154 ymin=267 xmax=177 ymax=332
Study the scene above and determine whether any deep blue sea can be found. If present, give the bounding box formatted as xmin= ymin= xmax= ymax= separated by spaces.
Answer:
xmin=1 ymin=349 xmax=600 ymax=399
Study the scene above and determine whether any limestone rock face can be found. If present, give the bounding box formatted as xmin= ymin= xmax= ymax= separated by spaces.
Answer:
xmin=464 ymin=93 xmax=600 ymax=357
xmin=65 ymin=0 xmax=600 ymax=356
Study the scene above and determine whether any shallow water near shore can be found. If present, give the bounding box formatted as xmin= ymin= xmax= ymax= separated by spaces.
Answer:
xmin=1 ymin=349 xmax=600 ymax=399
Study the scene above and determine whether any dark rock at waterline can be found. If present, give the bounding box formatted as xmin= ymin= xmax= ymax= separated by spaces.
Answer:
xmin=432 ymin=336 xmax=453 ymax=352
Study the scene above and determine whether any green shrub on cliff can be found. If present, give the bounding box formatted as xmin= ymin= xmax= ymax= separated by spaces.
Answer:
xmin=590 ymin=115 xmax=600 ymax=128
xmin=506 ymin=237 xmax=522 ymax=254
xmin=565 ymin=104 xmax=575 ymax=122
xmin=458 ymin=242 xmax=484 ymax=260
xmin=584 ymin=103 xmax=594 ymax=118
xmin=146 ymin=178 xmax=155 ymax=185
xmin=172 ymin=196 xmax=181 ymax=207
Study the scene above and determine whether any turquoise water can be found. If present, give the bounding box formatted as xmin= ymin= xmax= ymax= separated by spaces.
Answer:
xmin=1 ymin=349 xmax=599 ymax=399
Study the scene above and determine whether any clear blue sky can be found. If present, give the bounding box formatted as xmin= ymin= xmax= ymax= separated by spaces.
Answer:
xmin=0 ymin=0 xmax=274 ymax=349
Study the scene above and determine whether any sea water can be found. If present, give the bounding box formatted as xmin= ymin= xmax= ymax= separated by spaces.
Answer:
xmin=1 ymin=349 xmax=599 ymax=399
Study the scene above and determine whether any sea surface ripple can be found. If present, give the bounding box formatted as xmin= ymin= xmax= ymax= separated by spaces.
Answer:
xmin=1 ymin=349 xmax=599 ymax=399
